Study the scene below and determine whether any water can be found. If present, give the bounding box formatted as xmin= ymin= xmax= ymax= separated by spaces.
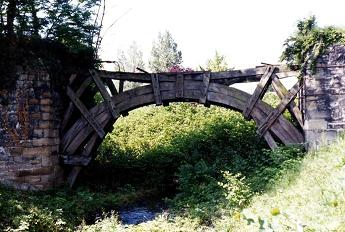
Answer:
xmin=118 ymin=201 xmax=166 ymax=225
xmin=119 ymin=206 xmax=158 ymax=225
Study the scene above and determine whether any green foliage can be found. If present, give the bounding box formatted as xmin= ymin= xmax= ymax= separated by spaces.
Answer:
xmin=0 ymin=100 xmax=308 ymax=231
xmin=281 ymin=15 xmax=345 ymax=72
xmin=205 ymin=51 xmax=231 ymax=71
xmin=0 ymin=0 xmax=101 ymax=49
xmin=149 ymin=31 xmax=183 ymax=72
xmin=0 ymin=185 xmax=142 ymax=231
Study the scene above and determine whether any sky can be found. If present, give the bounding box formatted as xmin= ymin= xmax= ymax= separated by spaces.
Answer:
xmin=99 ymin=0 xmax=345 ymax=71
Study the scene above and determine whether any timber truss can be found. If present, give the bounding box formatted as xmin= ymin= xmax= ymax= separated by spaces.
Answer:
xmin=61 ymin=65 xmax=305 ymax=186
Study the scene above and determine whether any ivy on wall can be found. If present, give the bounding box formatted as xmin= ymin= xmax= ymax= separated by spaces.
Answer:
xmin=281 ymin=16 xmax=345 ymax=74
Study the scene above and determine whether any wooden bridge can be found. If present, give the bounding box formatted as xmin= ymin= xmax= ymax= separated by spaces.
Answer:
xmin=61 ymin=65 xmax=305 ymax=186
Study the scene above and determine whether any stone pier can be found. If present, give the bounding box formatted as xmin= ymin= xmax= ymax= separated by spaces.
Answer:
xmin=304 ymin=45 xmax=345 ymax=150
xmin=0 ymin=68 xmax=63 ymax=190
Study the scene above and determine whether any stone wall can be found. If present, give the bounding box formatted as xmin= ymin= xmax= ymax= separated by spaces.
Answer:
xmin=0 ymin=68 xmax=63 ymax=190
xmin=304 ymin=45 xmax=345 ymax=150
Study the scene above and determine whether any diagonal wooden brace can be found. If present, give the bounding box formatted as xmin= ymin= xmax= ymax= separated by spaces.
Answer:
xmin=271 ymin=74 xmax=303 ymax=129
xmin=90 ymin=70 xmax=119 ymax=119
xmin=67 ymin=86 xmax=105 ymax=138
xmin=62 ymin=77 xmax=92 ymax=130
xmin=243 ymin=65 xmax=276 ymax=119
xmin=257 ymin=80 xmax=303 ymax=136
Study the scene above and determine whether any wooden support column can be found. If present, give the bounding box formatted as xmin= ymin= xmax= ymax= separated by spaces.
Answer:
xmin=243 ymin=66 xmax=276 ymax=119
xmin=176 ymin=74 xmax=184 ymax=98
xmin=199 ymin=72 xmax=211 ymax=105
xmin=151 ymin=73 xmax=162 ymax=106
xmin=257 ymin=80 xmax=303 ymax=136
xmin=67 ymin=86 xmax=105 ymax=138
xmin=90 ymin=70 xmax=119 ymax=119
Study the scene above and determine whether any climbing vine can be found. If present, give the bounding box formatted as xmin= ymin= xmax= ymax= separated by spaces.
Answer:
xmin=280 ymin=16 xmax=345 ymax=74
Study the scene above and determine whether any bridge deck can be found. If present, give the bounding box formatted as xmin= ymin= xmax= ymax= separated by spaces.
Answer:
xmin=61 ymin=65 xmax=304 ymax=187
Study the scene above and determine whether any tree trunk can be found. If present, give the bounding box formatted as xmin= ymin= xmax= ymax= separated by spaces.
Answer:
xmin=6 ymin=0 xmax=17 ymax=37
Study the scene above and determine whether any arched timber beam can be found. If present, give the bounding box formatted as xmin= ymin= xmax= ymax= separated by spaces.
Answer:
xmin=62 ymin=82 xmax=303 ymax=157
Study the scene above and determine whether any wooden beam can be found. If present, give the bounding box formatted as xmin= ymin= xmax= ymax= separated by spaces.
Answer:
xmin=176 ymin=74 xmax=184 ymax=98
xmin=199 ymin=72 xmax=210 ymax=104
xmin=151 ymin=73 xmax=162 ymax=105
xmin=67 ymin=86 xmax=105 ymax=138
xmin=90 ymin=70 xmax=119 ymax=119
xmin=263 ymin=131 xmax=278 ymax=150
xmin=97 ymin=67 xmax=297 ymax=84
xmin=257 ymin=80 xmax=303 ymax=136
xmin=62 ymin=77 xmax=92 ymax=130
xmin=271 ymin=75 xmax=303 ymax=128
xmin=243 ymin=66 xmax=276 ymax=119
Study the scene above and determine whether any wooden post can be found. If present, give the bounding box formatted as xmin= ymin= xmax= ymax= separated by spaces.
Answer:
xmin=151 ymin=73 xmax=162 ymax=106
xmin=176 ymin=73 xmax=184 ymax=98
xmin=199 ymin=72 xmax=211 ymax=104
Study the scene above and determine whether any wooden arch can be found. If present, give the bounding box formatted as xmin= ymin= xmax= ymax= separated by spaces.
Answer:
xmin=61 ymin=66 xmax=304 ymax=186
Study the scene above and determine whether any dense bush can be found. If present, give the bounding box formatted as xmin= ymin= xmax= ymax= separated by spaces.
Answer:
xmin=0 ymin=102 xmax=304 ymax=231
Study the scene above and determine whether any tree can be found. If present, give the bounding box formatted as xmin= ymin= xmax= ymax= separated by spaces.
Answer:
xmin=281 ymin=16 xmax=345 ymax=72
xmin=149 ymin=31 xmax=182 ymax=72
xmin=0 ymin=0 xmax=104 ymax=89
xmin=117 ymin=41 xmax=146 ymax=90
xmin=0 ymin=0 xmax=103 ymax=50
xmin=205 ymin=51 xmax=230 ymax=72
xmin=117 ymin=41 xmax=145 ymax=72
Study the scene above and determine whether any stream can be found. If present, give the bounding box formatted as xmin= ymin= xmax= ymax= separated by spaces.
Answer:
xmin=118 ymin=201 xmax=166 ymax=225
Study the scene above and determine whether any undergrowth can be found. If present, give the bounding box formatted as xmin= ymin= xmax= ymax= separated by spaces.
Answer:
xmin=1 ymin=102 xmax=305 ymax=231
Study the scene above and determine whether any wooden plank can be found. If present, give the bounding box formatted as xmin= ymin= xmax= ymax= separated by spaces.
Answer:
xmin=62 ymin=77 xmax=92 ymax=130
xmin=243 ymin=65 xmax=276 ymax=119
xmin=263 ymin=131 xmax=278 ymax=150
xmin=151 ymin=73 xmax=162 ymax=105
xmin=271 ymin=75 xmax=303 ymax=128
xmin=257 ymin=80 xmax=303 ymax=136
xmin=63 ymin=133 xmax=98 ymax=166
xmin=67 ymin=86 xmax=105 ymax=138
xmin=90 ymin=70 xmax=119 ymax=119
xmin=97 ymin=67 xmax=297 ymax=84
xmin=199 ymin=72 xmax=210 ymax=104
xmin=176 ymin=74 xmax=184 ymax=98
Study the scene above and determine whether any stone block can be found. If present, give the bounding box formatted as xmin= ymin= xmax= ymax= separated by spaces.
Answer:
xmin=304 ymin=119 xmax=328 ymax=130
xmin=42 ymin=113 xmax=53 ymax=120
xmin=32 ymin=138 xmax=56 ymax=146
xmin=40 ymin=98 xmax=52 ymax=105
xmin=40 ymin=105 xmax=52 ymax=113
xmin=16 ymin=167 xmax=53 ymax=177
